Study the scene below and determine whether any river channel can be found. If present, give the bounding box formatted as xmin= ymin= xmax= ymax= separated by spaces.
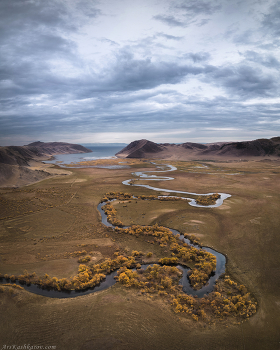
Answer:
xmin=1 ymin=163 xmax=229 ymax=298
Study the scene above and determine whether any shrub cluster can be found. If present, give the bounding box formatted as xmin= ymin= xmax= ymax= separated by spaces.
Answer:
xmin=0 ymin=255 xmax=137 ymax=292
xmin=78 ymin=256 xmax=91 ymax=263
xmin=172 ymin=276 xmax=257 ymax=321
xmin=114 ymin=223 xmax=216 ymax=290
xmin=115 ymin=265 xmax=257 ymax=322
xmin=100 ymin=191 xmax=186 ymax=204
xmin=102 ymin=203 xmax=124 ymax=227
xmin=195 ymin=193 xmax=221 ymax=206
xmin=117 ymin=264 xmax=182 ymax=295
xmin=101 ymin=192 xmax=134 ymax=202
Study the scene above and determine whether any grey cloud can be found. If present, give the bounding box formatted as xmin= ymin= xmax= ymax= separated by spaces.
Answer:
xmin=230 ymin=1 xmax=280 ymax=46
xmin=262 ymin=2 xmax=280 ymax=37
xmin=174 ymin=1 xmax=221 ymax=16
xmin=125 ymin=34 xmax=182 ymax=55
xmin=0 ymin=0 xmax=101 ymax=39
xmin=197 ymin=18 xmax=210 ymax=26
xmin=76 ymin=0 xmax=101 ymax=18
xmin=0 ymin=0 xmax=74 ymax=40
xmin=99 ymin=38 xmax=119 ymax=46
xmin=18 ymin=32 xmax=76 ymax=57
xmin=223 ymin=21 xmax=258 ymax=46
xmin=0 ymin=0 xmax=100 ymax=58
xmin=0 ymin=0 xmax=101 ymax=103
xmin=153 ymin=15 xmax=186 ymax=27
xmin=243 ymin=51 xmax=280 ymax=69
xmin=63 ymin=50 xmax=206 ymax=96
xmin=156 ymin=33 xmax=184 ymax=40
xmin=0 ymin=40 xmax=208 ymax=108
xmin=0 ymin=0 xmax=279 ymax=145
xmin=231 ymin=30 xmax=256 ymax=45
xmin=95 ymin=50 xmax=205 ymax=91
xmin=1 ymin=86 xmax=279 ymax=141
xmin=184 ymin=52 xmax=211 ymax=63
xmin=208 ymin=64 xmax=278 ymax=98
xmin=154 ymin=0 xmax=221 ymax=28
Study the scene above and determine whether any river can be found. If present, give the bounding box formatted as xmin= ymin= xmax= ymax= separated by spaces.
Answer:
xmin=1 ymin=162 xmax=229 ymax=298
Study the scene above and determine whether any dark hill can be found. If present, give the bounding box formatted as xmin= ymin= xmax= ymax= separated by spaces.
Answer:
xmin=116 ymin=139 xmax=165 ymax=158
xmin=115 ymin=137 xmax=280 ymax=160
xmin=0 ymin=142 xmax=92 ymax=166
xmin=0 ymin=142 xmax=92 ymax=187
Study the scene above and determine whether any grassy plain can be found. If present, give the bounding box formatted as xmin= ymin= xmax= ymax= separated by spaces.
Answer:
xmin=0 ymin=158 xmax=280 ymax=349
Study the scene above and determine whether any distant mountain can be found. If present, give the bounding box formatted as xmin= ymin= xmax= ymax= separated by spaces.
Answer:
xmin=0 ymin=141 xmax=92 ymax=166
xmin=116 ymin=139 xmax=165 ymax=158
xmin=0 ymin=142 xmax=92 ymax=187
xmin=116 ymin=137 xmax=280 ymax=160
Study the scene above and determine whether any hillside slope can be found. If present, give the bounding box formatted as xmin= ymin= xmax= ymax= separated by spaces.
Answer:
xmin=0 ymin=141 xmax=91 ymax=187
xmin=116 ymin=137 xmax=280 ymax=160
xmin=0 ymin=141 xmax=92 ymax=166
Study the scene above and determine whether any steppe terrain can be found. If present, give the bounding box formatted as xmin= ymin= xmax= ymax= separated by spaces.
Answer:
xmin=0 ymin=157 xmax=280 ymax=349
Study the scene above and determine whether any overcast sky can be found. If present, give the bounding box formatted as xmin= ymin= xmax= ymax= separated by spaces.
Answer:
xmin=1 ymin=0 xmax=280 ymax=146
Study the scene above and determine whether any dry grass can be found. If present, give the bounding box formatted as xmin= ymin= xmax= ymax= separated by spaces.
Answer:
xmin=0 ymin=159 xmax=280 ymax=349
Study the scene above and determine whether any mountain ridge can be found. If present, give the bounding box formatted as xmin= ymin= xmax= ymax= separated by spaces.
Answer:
xmin=0 ymin=141 xmax=92 ymax=187
xmin=0 ymin=141 xmax=92 ymax=166
xmin=116 ymin=137 xmax=280 ymax=160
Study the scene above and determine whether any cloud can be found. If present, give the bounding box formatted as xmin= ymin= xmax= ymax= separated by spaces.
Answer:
xmin=261 ymin=1 xmax=280 ymax=37
xmin=174 ymin=1 xmax=221 ymax=16
xmin=0 ymin=0 xmax=101 ymax=59
xmin=0 ymin=0 xmax=279 ymax=145
xmin=231 ymin=30 xmax=257 ymax=45
xmin=243 ymin=51 xmax=280 ymax=69
xmin=156 ymin=32 xmax=184 ymax=40
xmin=227 ymin=1 xmax=280 ymax=47
xmin=184 ymin=52 xmax=211 ymax=63
xmin=0 ymin=0 xmax=75 ymax=40
xmin=154 ymin=0 xmax=221 ymax=27
xmin=99 ymin=38 xmax=119 ymax=46
xmin=101 ymin=50 xmax=204 ymax=91
xmin=153 ymin=15 xmax=186 ymax=27
xmin=0 ymin=0 xmax=102 ymax=102
xmin=206 ymin=64 xmax=279 ymax=99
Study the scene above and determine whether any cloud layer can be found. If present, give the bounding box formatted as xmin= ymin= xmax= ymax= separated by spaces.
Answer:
xmin=0 ymin=0 xmax=279 ymax=145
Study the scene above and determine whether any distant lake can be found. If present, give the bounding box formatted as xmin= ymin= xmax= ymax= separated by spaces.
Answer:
xmin=44 ymin=143 xmax=127 ymax=165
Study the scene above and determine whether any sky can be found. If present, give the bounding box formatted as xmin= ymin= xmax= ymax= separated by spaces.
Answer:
xmin=0 ymin=0 xmax=280 ymax=146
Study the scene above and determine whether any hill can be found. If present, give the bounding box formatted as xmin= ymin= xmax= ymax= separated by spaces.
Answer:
xmin=116 ymin=137 xmax=280 ymax=160
xmin=0 ymin=142 xmax=92 ymax=187
xmin=0 ymin=141 xmax=92 ymax=167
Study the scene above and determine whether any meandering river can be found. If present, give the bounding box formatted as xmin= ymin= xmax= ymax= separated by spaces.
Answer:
xmin=1 ymin=162 xmax=229 ymax=298
xmin=122 ymin=163 xmax=231 ymax=208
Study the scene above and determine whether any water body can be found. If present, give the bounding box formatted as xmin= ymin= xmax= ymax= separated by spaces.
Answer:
xmin=44 ymin=143 xmax=127 ymax=166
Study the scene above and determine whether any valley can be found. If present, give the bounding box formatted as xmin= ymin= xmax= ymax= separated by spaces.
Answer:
xmin=0 ymin=156 xmax=279 ymax=349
